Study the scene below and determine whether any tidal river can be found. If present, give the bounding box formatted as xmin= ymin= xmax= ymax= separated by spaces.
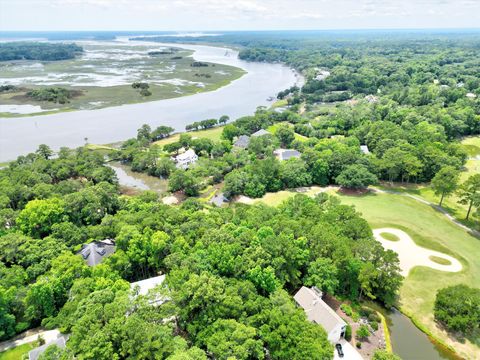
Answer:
xmin=0 ymin=39 xmax=300 ymax=162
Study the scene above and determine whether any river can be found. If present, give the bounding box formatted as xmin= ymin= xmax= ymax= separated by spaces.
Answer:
xmin=0 ymin=38 xmax=301 ymax=162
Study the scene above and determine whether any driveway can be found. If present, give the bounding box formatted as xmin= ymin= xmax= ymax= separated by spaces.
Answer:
xmin=0 ymin=329 xmax=60 ymax=352
xmin=333 ymin=340 xmax=364 ymax=360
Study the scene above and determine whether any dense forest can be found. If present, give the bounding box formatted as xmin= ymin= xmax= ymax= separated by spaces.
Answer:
xmin=0 ymin=42 xmax=83 ymax=61
xmin=0 ymin=145 xmax=402 ymax=359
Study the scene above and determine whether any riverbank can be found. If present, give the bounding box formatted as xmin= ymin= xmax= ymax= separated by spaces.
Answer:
xmin=0 ymin=41 xmax=246 ymax=116
xmin=0 ymin=41 xmax=299 ymax=161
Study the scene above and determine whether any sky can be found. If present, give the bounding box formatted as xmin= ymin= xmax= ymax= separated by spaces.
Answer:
xmin=1 ymin=0 xmax=480 ymax=32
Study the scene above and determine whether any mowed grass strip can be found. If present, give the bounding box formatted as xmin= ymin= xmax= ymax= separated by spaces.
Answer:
xmin=332 ymin=190 xmax=480 ymax=358
xmin=153 ymin=126 xmax=225 ymax=147
xmin=0 ymin=343 xmax=35 ymax=360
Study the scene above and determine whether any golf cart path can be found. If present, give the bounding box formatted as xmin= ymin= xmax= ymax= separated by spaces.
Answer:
xmin=373 ymin=188 xmax=480 ymax=238
xmin=373 ymin=228 xmax=463 ymax=276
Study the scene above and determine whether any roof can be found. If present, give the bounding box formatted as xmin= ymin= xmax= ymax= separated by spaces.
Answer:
xmin=294 ymin=286 xmax=346 ymax=334
xmin=175 ymin=149 xmax=197 ymax=161
xmin=274 ymin=148 xmax=301 ymax=161
xmin=29 ymin=335 xmax=68 ymax=360
xmin=77 ymin=239 xmax=116 ymax=267
xmin=130 ymin=275 xmax=166 ymax=306
xmin=234 ymin=135 xmax=250 ymax=148
xmin=251 ymin=129 xmax=271 ymax=137
xmin=360 ymin=145 xmax=370 ymax=154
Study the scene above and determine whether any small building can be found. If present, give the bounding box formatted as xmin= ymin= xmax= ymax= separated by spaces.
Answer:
xmin=77 ymin=239 xmax=116 ymax=267
xmin=130 ymin=275 xmax=166 ymax=306
xmin=29 ymin=335 xmax=68 ymax=360
xmin=274 ymin=148 xmax=301 ymax=161
xmin=251 ymin=129 xmax=271 ymax=137
xmin=294 ymin=286 xmax=347 ymax=343
xmin=360 ymin=145 xmax=370 ymax=155
xmin=364 ymin=94 xmax=379 ymax=103
xmin=466 ymin=92 xmax=477 ymax=99
xmin=174 ymin=149 xmax=198 ymax=169
xmin=233 ymin=135 xmax=250 ymax=149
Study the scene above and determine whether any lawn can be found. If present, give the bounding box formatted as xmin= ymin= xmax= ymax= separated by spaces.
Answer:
xmin=153 ymin=126 xmax=225 ymax=147
xmin=331 ymin=190 xmax=480 ymax=358
xmin=237 ymin=186 xmax=329 ymax=207
xmin=0 ymin=343 xmax=35 ymax=360
xmin=266 ymin=122 xmax=308 ymax=142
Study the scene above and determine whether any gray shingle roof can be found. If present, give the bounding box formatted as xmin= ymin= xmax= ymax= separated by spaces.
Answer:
xmin=233 ymin=135 xmax=250 ymax=148
xmin=77 ymin=239 xmax=116 ymax=267
xmin=274 ymin=149 xmax=301 ymax=161
xmin=130 ymin=275 xmax=166 ymax=306
xmin=29 ymin=336 xmax=68 ymax=360
xmin=294 ymin=286 xmax=346 ymax=334
xmin=251 ymin=129 xmax=271 ymax=137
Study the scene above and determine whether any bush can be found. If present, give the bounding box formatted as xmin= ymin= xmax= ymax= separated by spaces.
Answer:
xmin=368 ymin=313 xmax=381 ymax=323
xmin=373 ymin=350 xmax=402 ymax=360
xmin=434 ymin=284 xmax=480 ymax=334
xmin=370 ymin=321 xmax=379 ymax=331
xmin=344 ymin=324 xmax=352 ymax=341
xmin=356 ymin=341 xmax=362 ymax=349
xmin=340 ymin=304 xmax=353 ymax=317
xmin=356 ymin=325 xmax=370 ymax=340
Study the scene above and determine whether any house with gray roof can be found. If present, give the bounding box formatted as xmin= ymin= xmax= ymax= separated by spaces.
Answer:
xmin=274 ymin=148 xmax=301 ymax=161
xmin=233 ymin=135 xmax=250 ymax=149
xmin=294 ymin=286 xmax=347 ymax=343
xmin=77 ymin=239 xmax=115 ymax=267
xmin=251 ymin=129 xmax=271 ymax=137
xmin=29 ymin=335 xmax=68 ymax=360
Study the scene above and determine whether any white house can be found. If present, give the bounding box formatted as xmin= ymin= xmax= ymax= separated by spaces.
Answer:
xmin=360 ymin=145 xmax=370 ymax=155
xmin=294 ymin=286 xmax=347 ymax=343
xmin=130 ymin=275 xmax=166 ymax=307
xmin=173 ymin=149 xmax=198 ymax=169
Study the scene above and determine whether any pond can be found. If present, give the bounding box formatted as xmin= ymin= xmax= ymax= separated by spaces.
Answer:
xmin=0 ymin=37 xmax=301 ymax=161
xmin=108 ymin=162 xmax=168 ymax=194
xmin=386 ymin=309 xmax=459 ymax=360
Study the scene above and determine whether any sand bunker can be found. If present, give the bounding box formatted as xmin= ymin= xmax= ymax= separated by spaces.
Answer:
xmin=373 ymin=228 xmax=462 ymax=276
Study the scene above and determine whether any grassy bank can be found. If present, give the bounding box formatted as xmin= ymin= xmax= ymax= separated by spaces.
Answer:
xmin=0 ymin=343 xmax=35 ymax=360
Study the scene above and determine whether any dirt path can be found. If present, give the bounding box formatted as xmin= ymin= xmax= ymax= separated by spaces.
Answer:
xmin=373 ymin=228 xmax=463 ymax=276
xmin=0 ymin=329 xmax=60 ymax=352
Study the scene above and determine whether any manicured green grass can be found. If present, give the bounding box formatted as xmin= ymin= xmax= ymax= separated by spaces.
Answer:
xmin=153 ymin=126 xmax=224 ymax=147
xmin=267 ymin=122 xmax=308 ymax=142
xmin=380 ymin=232 xmax=400 ymax=241
xmin=240 ymin=186 xmax=327 ymax=207
xmin=270 ymin=99 xmax=288 ymax=108
xmin=429 ymin=256 xmax=452 ymax=266
xmin=0 ymin=343 xmax=35 ymax=360
xmin=331 ymin=190 xmax=480 ymax=358
xmin=461 ymin=136 xmax=480 ymax=157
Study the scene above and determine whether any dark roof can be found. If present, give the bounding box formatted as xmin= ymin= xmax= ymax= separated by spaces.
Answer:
xmin=275 ymin=149 xmax=301 ymax=161
xmin=29 ymin=336 xmax=68 ymax=360
xmin=251 ymin=129 xmax=271 ymax=137
xmin=233 ymin=135 xmax=250 ymax=148
xmin=209 ymin=192 xmax=229 ymax=207
xmin=77 ymin=239 xmax=116 ymax=267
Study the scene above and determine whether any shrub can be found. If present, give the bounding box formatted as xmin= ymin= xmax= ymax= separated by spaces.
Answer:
xmin=340 ymin=304 xmax=353 ymax=317
xmin=356 ymin=325 xmax=370 ymax=340
xmin=344 ymin=324 xmax=352 ymax=341
xmin=356 ymin=342 xmax=362 ymax=349
xmin=368 ymin=313 xmax=381 ymax=323
xmin=434 ymin=284 xmax=480 ymax=334
xmin=370 ymin=321 xmax=379 ymax=331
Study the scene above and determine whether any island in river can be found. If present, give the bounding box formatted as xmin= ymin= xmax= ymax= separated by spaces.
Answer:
xmin=0 ymin=38 xmax=245 ymax=117
xmin=0 ymin=39 xmax=301 ymax=161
